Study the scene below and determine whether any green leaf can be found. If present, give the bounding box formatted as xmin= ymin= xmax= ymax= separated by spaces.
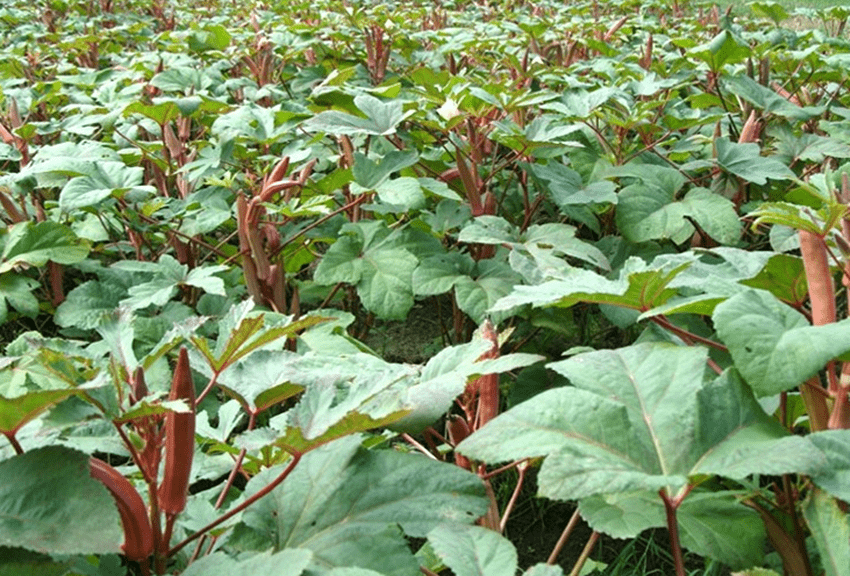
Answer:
xmin=0 ymin=222 xmax=89 ymax=273
xmin=304 ymin=94 xmax=412 ymax=136
xmin=458 ymin=343 xmax=818 ymax=503
xmin=122 ymin=101 xmax=181 ymax=125
xmin=352 ymin=150 xmax=419 ymax=189
xmin=0 ymin=273 xmax=39 ymax=321
xmin=680 ymin=188 xmax=742 ymax=245
xmin=55 ymin=281 xmax=126 ymax=329
xmin=724 ymin=76 xmax=825 ymax=122
xmin=689 ymin=30 xmax=751 ymax=71
xmin=217 ymin=350 xmax=305 ymax=413
xmin=233 ymin=436 xmax=487 ymax=576
xmin=412 ymin=252 xmax=475 ymax=296
xmin=0 ymin=547 xmax=73 ymax=576
xmin=713 ymin=289 xmax=850 ymax=396
xmin=808 ymin=430 xmax=850 ymax=501
xmin=187 ymin=24 xmax=232 ymax=52
xmin=427 ymin=524 xmax=518 ymax=576
xmin=315 ymin=222 xmax=418 ymax=320
xmin=373 ymin=177 xmax=425 ymax=211
xmin=802 ymin=489 xmax=850 ymax=576
xmin=454 ymin=259 xmax=521 ymax=323
xmin=0 ymin=447 xmax=122 ymax=554
xmin=59 ymin=162 xmax=152 ymax=212
xmin=615 ymin=172 xmax=692 ymax=244
xmin=579 ymin=490 xmax=765 ymax=569
xmin=196 ymin=399 xmax=245 ymax=443
xmin=715 ymin=138 xmax=794 ymax=185
xmin=740 ymin=254 xmax=807 ymax=306
xmin=492 ymin=257 xmax=688 ymax=313
xmin=358 ymin=247 xmax=418 ymax=320
xmin=0 ymin=388 xmax=81 ymax=435
xmin=750 ymin=1 xmax=789 ymax=23
xmin=389 ymin=332 xmax=543 ymax=433
xmin=180 ymin=549 xmax=312 ymax=576
xmin=523 ymin=565 xmax=565 ymax=576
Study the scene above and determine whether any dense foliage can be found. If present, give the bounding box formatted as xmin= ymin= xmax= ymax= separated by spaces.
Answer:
xmin=1 ymin=0 xmax=850 ymax=574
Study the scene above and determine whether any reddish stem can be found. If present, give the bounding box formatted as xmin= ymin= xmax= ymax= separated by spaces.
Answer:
xmin=547 ymin=508 xmax=581 ymax=565
xmin=4 ymin=433 xmax=23 ymax=454
xmin=168 ymin=452 xmax=302 ymax=558
xmin=660 ymin=490 xmax=686 ymax=576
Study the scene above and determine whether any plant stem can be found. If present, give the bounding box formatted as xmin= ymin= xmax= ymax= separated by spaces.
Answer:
xmin=568 ymin=531 xmax=600 ymax=576
xmin=4 ymin=432 xmax=23 ymax=454
xmin=195 ymin=371 xmax=221 ymax=406
xmin=547 ymin=508 xmax=581 ymax=565
xmin=783 ymin=475 xmax=815 ymax=576
xmin=402 ymin=433 xmax=438 ymax=460
xmin=499 ymin=462 xmax=527 ymax=532
xmin=168 ymin=452 xmax=302 ymax=558
xmin=660 ymin=490 xmax=686 ymax=576
xmin=651 ymin=316 xmax=728 ymax=352
xmin=480 ymin=458 xmax=528 ymax=480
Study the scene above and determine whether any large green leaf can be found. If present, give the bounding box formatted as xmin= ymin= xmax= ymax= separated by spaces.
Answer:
xmin=59 ymin=162 xmax=153 ymax=212
xmin=216 ymin=350 xmax=306 ymax=413
xmin=808 ymin=430 xmax=850 ymax=502
xmin=427 ymin=524 xmax=518 ymax=576
xmin=458 ymin=343 xmax=821 ymax=502
xmin=0 ymin=389 xmax=81 ymax=436
xmin=724 ymin=76 xmax=825 ymax=122
xmin=0 ymin=273 xmax=39 ymax=322
xmin=613 ymin=163 xmax=740 ymax=245
xmin=459 ymin=217 xmax=609 ymax=271
xmin=713 ymin=289 xmax=850 ymax=396
xmin=715 ymin=138 xmax=794 ymax=185
xmin=0 ymin=222 xmax=89 ymax=273
xmin=0 ymin=447 xmax=122 ymax=555
xmin=689 ymin=30 xmax=750 ymax=71
xmin=232 ymin=436 xmax=488 ymax=576
xmin=802 ymin=489 xmax=850 ymax=576
xmin=314 ymin=221 xmax=417 ymax=320
xmin=54 ymin=281 xmax=126 ymax=329
xmin=578 ymin=490 xmax=765 ymax=569
xmin=615 ymin=173 xmax=692 ymax=244
xmin=525 ymin=161 xmax=617 ymax=207
xmin=181 ymin=549 xmax=312 ymax=576
xmin=303 ymin=94 xmax=412 ymax=136
xmin=491 ymin=256 xmax=689 ymax=313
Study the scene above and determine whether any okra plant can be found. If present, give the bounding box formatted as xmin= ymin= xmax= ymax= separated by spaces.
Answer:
xmin=2 ymin=0 xmax=850 ymax=574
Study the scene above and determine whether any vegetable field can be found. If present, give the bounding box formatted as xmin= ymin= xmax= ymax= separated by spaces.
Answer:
xmin=1 ymin=0 xmax=850 ymax=575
